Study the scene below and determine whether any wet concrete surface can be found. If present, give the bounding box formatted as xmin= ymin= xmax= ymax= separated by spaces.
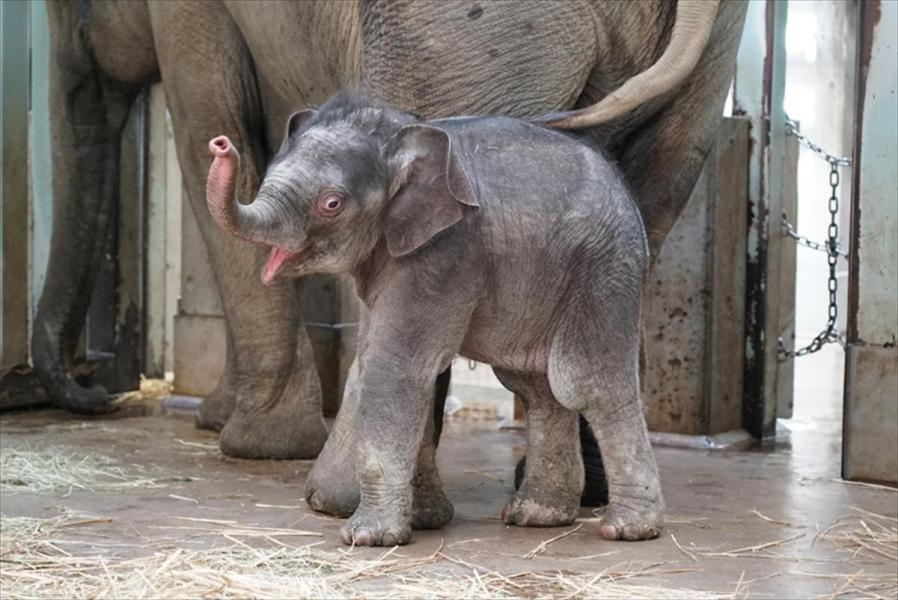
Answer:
xmin=1 ymin=384 xmax=895 ymax=599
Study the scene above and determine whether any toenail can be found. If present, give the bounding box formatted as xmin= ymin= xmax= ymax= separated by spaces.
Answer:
xmin=340 ymin=527 xmax=353 ymax=545
xmin=354 ymin=528 xmax=374 ymax=546
xmin=600 ymin=523 xmax=619 ymax=540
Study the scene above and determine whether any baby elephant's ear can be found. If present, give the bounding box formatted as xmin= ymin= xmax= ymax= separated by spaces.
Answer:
xmin=279 ymin=109 xmax=318 ymax=151
xmin=384 ymin=125 xmax=479 ymax=257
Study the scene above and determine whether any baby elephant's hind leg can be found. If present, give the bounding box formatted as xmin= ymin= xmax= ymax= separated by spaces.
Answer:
xmin=550 ymin=302 xmax=663 ymax=541
xmin=494 ymin=369 xmax=582 ymax=527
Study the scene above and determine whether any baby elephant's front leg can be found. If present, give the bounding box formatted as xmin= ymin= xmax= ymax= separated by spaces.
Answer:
xmin=340 ymin=359 xmax=434 ymax=546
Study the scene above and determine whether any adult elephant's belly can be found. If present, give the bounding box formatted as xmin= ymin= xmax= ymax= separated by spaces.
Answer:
xmin=225 ymin=1 xmax=362 ymax=147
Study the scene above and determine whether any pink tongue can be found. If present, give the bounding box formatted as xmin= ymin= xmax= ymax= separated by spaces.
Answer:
xmin=262 ymin=247 xmax=297 ymax=284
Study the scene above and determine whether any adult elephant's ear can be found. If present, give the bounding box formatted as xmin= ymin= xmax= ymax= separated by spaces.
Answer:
xmin=384 ymin=125 xmax=479 ymax=257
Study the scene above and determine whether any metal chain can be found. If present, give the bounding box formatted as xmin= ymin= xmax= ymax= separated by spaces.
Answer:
xmin=782 ymin=209 xmax=848 ymax=257
xmin=785 ymin=115 xmax=852 ymax=167
xmin=778 ymin=123 xmax=848 ymax=360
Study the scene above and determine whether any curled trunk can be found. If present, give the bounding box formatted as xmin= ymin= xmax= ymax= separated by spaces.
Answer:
xmin=206 ymin=136 xmax=277 ymax=244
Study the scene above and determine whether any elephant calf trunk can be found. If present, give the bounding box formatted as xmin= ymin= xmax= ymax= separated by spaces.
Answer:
xmin=206 ymin=136 xmax=254 ymax=243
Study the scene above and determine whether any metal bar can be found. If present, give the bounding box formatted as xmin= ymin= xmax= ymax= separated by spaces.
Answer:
xmin=734 ymin=0 xmax=789 ymax=439
xmin=144 ymin=85 xmax=169 ymax=377
xmin=775 ymin=132 xmax=798 ymax=418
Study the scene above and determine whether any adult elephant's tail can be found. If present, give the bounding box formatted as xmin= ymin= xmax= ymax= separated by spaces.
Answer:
xmin=540 ymin=0 xmax=721 ymax=130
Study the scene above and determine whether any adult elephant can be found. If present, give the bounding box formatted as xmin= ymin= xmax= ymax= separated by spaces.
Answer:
xmin=32 ymin=0 xmax=359 ymax=459
xmin=32 ymin=0 xmax=744 ymax=471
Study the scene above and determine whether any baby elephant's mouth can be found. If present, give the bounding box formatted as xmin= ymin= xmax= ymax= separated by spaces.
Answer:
xmin=262 ymin=247 xmax=301 ymax=285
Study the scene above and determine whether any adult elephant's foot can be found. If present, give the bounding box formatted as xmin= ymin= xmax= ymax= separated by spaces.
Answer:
xmin=306 ymin=460 xmax=454 ymax=529
xmin=216 ymin=338 xmax=329 ymax=458
xmin=410 ymin=471 xmax=453 ymax=530
xmin=598 ymin=503 xmax=663 ymax=541
xmin=577 ymin=414 xmax=609 ymax=506
xmin=194 ymin=376 xmax=236 ymax=432
xmin=219 ymin=380 xmax=328 ymax=459
xmin=305 ymin=457 xmax=359 ymax=518
xmin=340 ymin=505 xmax=412 ymax=547
xmin=58 ymin=380 xmax=116 ymax=414
xmin=514 ymin=415 xmax=609 ymax=507
xmin=306 ymin=447 xmax=453 ymax=528
xmin=304 ymin=410 xmax=359 ymax=516
xmin=306 ymin=357 xmax=363 ymax=515
xmin=220 ymin=405 xmax=327 ymax=459
xmin=34 ymin=369 xmax=117 ymax=415
xmin=502 ymin=482 xmax=579 ymax=527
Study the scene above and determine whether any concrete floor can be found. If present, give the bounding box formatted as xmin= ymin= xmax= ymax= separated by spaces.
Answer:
xmin=1 ymin=347 xmax=895 ymax=598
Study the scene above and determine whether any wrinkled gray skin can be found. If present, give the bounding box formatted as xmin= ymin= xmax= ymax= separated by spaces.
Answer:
xmin=305 ymin=0 xmax=746 ymax=518
xmin=207 ymin=94 xmax=660 ymax=545
xmin=32 ymin=1 xmax=745 ymax=466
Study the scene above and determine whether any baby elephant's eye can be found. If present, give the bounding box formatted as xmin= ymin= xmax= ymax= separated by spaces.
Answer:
xmin=315 ymin=192 xmax=345 ymax=217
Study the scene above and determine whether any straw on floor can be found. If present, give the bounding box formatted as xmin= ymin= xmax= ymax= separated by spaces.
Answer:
xmin=0 ymin=511 xmax=733 ymax=600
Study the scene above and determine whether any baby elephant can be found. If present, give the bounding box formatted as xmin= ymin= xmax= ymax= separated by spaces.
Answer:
xmin=206 ymin=92 xmax=663 ymax=546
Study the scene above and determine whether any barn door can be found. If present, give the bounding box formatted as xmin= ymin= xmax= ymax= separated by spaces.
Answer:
xmin=842 ymin=0 xmax=898 ymax=485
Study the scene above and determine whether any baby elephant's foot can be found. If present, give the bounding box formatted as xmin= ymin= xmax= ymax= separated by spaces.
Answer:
xmin=502 ymin=487 xmax=579 ymax=527
xmin=598 ymin=503 xmax=663 ymax=541
xmin=340 ymin=508 xmax=412 ymax=547
xmin=411 ymin=485 xmax=454 ymax=530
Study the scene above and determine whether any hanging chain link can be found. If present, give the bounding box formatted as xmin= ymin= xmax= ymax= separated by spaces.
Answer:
xmin=784 ymin=116 xmax=853 ymax=167
xmin=782 ymin=209 xmax=848 ymax=257
xmin=777 ymin=115 xmax=852 ymax=361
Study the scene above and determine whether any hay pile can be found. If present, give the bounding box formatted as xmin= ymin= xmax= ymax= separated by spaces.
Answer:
xmin=0 ymin=447 xmax=160 ymax=495
xmin=818 ymin=507 xmax=897 ymax=564
xmin=0 ymin=512 xmax=731 ymax=600
xmin=807 ymin=507 xmax=898 ymax=599
xmin=114 ymin=376 xmax=173 ymax=405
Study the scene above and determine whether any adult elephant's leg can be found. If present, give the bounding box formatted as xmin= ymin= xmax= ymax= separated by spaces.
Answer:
xmin=31 ymin=4 xmax=140 ymax=414
xmin=496 ymin=369 xmax=582 ymax=527
xmin=514 ymin=415 xmax=608 ymax=507
xmin=194 ymin=324 xmax=236 ymax=431
xmin=306 ymin=352 xmax=452 ymax=520
xmin=305 ymin=358 xmax=362 ymax=517
xmin=410 ymin=367 xmax=453 ymax=530
xmin=149 ymin=2 xmax=326 ymax=458
xmin=621 ymin=1 xmax=748 ymax=257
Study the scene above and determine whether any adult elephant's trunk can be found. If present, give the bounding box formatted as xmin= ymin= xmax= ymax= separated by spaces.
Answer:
xmin=31 ymin=4 xmax=138 ymax=414
xmin=544 ymin=0 xmax=721 ymax=129
xmin=205 ymin=136 xmax=273 ymax=244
